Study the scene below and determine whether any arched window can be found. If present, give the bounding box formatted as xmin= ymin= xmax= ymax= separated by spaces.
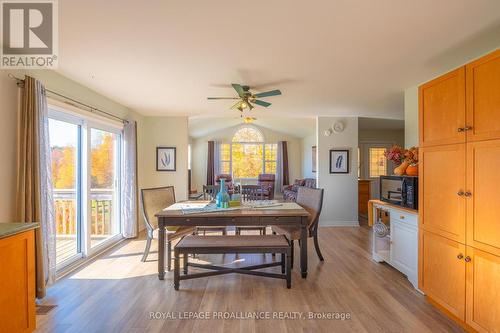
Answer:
xmin=232 ymin=127 xmax=263 ymax=143
xmin=219 ymin=126 xmax=277 ymax=179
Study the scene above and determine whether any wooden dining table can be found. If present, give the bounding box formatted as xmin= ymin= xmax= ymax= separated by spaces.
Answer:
xmin=155 ymin=202 xmax=310 ymax=280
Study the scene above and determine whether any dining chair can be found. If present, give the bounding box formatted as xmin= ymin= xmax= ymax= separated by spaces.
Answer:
xmin=141 ymin=186 xmax=196 ymax=271
xmin=236 ymin=185 xmax=267 ymax=235
xmin=198 ymin=184 xmax=227 ymax=235
xmin=272 ymin=187 xmax=324 ymax=267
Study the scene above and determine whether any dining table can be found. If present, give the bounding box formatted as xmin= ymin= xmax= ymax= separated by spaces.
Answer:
xmin=155 ymin=201 xmax=311 ymax=280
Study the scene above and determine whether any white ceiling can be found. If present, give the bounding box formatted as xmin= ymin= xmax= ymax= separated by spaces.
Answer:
xmin=57 ymin=0 xmax=500 ymax=120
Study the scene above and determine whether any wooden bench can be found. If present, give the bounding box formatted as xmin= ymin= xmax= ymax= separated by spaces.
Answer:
xmin=174 ymin=235 xmax=292 ymax=290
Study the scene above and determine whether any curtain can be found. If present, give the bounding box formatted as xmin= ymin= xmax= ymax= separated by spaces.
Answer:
xmin=214 ymin=141 xmax=221 ymax=176
xmin=17 ymin=76 xmax=56 ymax=299
xmin=207 ymin=141 xmax=215 ymax=185
xmin=121 ymin=120 xmax=138 ymax=238
xmin=275 ymin=141 xmax=290 ymax=196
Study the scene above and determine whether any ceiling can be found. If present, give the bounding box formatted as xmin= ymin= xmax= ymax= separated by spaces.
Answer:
xmin=358 ymin=117 xmax=404 ymax=130
xmin=57 ymin=1 xmax=500 ymax=120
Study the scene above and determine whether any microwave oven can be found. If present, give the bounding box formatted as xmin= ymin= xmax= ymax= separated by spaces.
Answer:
xmin=379 ymin=175 xmax=418 ymax=210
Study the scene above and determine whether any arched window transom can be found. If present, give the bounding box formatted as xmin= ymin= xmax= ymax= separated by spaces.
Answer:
xmin=232 ymin=127 xmax=263 ymax=143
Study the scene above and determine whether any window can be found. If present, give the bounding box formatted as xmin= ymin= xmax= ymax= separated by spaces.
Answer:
xmin=369 ymin=147 xmax=388 ymax=178
xmin=218 ymin=127 xmax=277 ymax=179
xmin=49 ymin=105 xmax=122 ymax=270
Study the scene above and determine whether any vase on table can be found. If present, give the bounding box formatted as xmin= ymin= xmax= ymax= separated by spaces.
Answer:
xmin=216 ymin=179 xmax=230 ymax=208
xmin=394 ymin=161 xmax=409 ymax=176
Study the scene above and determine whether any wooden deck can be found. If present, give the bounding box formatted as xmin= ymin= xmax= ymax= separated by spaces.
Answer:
xmin=56 ymin=236 xmax=114 ymax=264
xmin=39 ymin=226 xmax=464 ymax=333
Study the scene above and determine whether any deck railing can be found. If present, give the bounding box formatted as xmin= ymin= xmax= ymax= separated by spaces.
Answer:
xmin=54 ymin=189 xmax=114 ymax=236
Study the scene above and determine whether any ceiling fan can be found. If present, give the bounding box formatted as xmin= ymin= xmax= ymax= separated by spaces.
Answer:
xmin=207 ymin=83 xmax=282 ymax=112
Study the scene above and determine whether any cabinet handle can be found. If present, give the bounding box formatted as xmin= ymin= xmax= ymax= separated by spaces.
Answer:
xmin=465 ymin=256 xmax=471 ymax=262
xmin=464 ymin=126 xmax=473 ymax=131
xmin=457 ymin=191 xmax=465 ymax=196
xmin=399 ymin=215 xmax=405 ymax=219
xmin=457 ymin=253 xmax=464 ymax=260
xmin=457 ymin=127 xmax=465 ymax=132
xmin=464 ymin=191 xmax=472 ymax=197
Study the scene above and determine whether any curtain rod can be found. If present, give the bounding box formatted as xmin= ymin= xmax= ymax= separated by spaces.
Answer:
xmin=8 ymin=73 xmax=129 ymax=124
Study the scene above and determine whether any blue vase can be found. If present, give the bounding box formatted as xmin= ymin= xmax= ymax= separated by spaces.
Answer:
xmin=216 ymin=179 xmax=231 ymax=208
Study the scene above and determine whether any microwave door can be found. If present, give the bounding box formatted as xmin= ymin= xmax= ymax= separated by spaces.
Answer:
xmin=382 ymin=179 xmax=402 ymax=204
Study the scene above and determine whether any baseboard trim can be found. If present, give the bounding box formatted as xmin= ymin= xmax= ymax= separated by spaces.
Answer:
xmin=319 ymin=220 xmax=360 ymax=227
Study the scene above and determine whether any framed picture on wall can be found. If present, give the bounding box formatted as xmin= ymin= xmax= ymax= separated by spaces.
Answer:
xmin=156 ymin=147 xmax=176 ymax=171
xmin=312 ymin=146 xmax=317 ymax=173
xmin=329 ymin=149 xmax=349 ymax=174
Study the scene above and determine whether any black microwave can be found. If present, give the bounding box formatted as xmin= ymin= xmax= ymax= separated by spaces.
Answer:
xmin=379 ymin=175 xmax=418 ymax=210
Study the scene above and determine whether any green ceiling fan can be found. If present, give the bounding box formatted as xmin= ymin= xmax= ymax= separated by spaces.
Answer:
xmin=207 ymin=83 xmax=282 ymax=112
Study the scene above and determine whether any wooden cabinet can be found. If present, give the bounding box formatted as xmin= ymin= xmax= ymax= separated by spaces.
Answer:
xmin=466 ymin=49 xmax=500 ymax=142
xmin=419 ymin=49 xmax=500 ymax=332
xmin=420 ymin=144 xmax=466 ymax=243
xmin=420 ymin=230 xmax=466 ymax=320
xmin=466 ymin=139 xmax=500 ymax=257
xmin=465 ymin=247 xmax=500 ymax=333
xmin=419 ymin=67 xmax=466 ymax=147
xmin=358 ymin=180 xmax=371 ymax=217
xmin=0 ymin=230 xmax=36 ymax=333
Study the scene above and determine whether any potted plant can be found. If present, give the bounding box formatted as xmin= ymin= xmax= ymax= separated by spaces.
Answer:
xmin=404 ymin=147 xmax=419 ymax=176
xmin=384 ymin=145 xmax=408 ymax=175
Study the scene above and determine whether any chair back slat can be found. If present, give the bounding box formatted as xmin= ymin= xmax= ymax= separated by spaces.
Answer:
xmin=203 ymin=185 xmax=220 ymax=200
xmin=141 ymin=186 xmax=176 ymax=232
xmin=241 ymin=184 xmax=265 ymax=201
xmin=296 ymin=187 xmax=324 ymax=232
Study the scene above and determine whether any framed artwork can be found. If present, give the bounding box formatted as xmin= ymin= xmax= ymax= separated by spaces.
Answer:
xmin=330 ymin=149 xmax=349 ymax=174
xmin=156 ymin=147 xmax=176 ymax=171
xmin=312 ymin=146 xmax=317 ymax=173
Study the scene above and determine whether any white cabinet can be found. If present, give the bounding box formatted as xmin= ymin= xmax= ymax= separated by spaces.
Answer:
xmin=371 ymin=202 xmax=420 ymax=291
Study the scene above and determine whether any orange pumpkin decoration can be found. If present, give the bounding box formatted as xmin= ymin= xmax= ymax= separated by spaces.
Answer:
xmin=394 ymin=161 xmax=410 ymax=175
xmin=406 ymin=164 xmax=418 ymax=176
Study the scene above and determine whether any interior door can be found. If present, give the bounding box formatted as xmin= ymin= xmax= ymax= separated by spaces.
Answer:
xmin=466 ymin=247 xmax=500 ymax=332
xmin=419 ymin=67 xmax=466 ymax=147
xmin=421 ymin=230 xmax=466 ymax=320
xmin=466 ymin=139 xmax=500 ymax=257
xmin=420 ymin=144 xmax=466 ymax=243
xmin=466 ymin=49 xmax=500 ymax=142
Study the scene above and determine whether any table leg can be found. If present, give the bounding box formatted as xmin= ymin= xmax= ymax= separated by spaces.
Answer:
xmin=300 ymin=220 xmax=308 ymax=278
xmin=158 ymin=221 xmax=165 ymax=280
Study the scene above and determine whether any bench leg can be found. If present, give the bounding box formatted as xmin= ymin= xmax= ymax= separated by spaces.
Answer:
xmin=174 ymin=249 xmax=180 ymax=290
xmin=281 ymin=252 xmax=285 ymax=274
xmin=286 ymin=249 xmax=292 ymax=289
xmin=183 ymin=253 xmax=188 ymax=275
xmin=290 ymin=240 xmax=294 ymax=269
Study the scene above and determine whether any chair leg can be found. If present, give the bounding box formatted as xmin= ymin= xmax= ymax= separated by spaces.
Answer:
xmin=167 ymin=241 xmax=172 ymax=271
xmin=314 ymin=233 xmax=324 ymax=261
xmin=174 ymin=249 xmax=180 ymax=291
xmin=141 ymin=235 xmax=152 ymax=262
xmin=281 ymin=252 xmax=285 ymax=274
xmin=290 ymin=240 xmax=294 ymax=269
xmin=286 ymin=250 xmax=292 ymax=289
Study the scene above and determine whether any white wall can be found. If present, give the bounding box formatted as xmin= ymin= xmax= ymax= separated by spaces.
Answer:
xmin=190 ymin=124 xmax=303 ymax=192
xmin=317 ymin=117 xmax=359 ymax=227
xmin=139 ymin=116 xmax=189 ymax=204
xmin=301 ymin=132 xmax=317 ymax=179
xmin=404 ymin=86 xmax=419 ymax=148
xmin=0 ymin=70 xmax=140 ymax=223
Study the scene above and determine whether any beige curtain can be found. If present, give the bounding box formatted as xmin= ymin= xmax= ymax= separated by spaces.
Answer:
xmin=17 ymin=76 xmax=56 ymax=299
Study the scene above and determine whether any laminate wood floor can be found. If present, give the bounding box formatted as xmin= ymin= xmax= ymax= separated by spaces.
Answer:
xmin=36 ymin=226 xmax=464 ymax=333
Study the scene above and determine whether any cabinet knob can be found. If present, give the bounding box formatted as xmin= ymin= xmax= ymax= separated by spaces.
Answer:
xmin=457 ymin=191 xmax=465 ymax=196
xmin=464 ymin=191 xmax=472 ymax=197
xmin=400 ymin=215 xmax=405 ymax=219
xmin=465 ymin=256 xmax=471 ymax=263
xmin=457 ymin=253 xmax=464 ymax=260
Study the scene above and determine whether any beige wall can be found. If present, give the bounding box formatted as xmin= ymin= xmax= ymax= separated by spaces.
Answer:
xmin=404 ymin=86 xmax=419 ymax=148
xmin=301 ymin=132 xmax=317 ymax=179
xmin=190 ymin=124 xmax=302 ymax=192
xmin=0 ymin=70 xmax=140 ymax=223
xmin=317 ymin=116 xmax=359 ymax=227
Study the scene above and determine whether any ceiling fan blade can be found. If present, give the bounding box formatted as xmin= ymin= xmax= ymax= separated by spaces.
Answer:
xmin=207 ymin=97 xmax=240 ymax=100
xmin=253 ymin=89 xmax=282 ymax=98
xmin=232 ymin=83 xmax=245 ymax=97
xmin=253 ymin=99 xmax=271 ymax=107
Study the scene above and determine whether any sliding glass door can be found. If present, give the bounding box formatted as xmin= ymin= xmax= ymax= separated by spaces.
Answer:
xmin=49 ymin=108 xmax=122 ymax=270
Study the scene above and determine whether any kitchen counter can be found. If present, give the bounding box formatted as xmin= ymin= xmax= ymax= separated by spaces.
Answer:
xmin=0 ymin=222 xmax=39 ymax=239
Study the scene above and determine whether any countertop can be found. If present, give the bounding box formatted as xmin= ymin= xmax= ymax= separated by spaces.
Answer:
xmin=0 ymin=223 xmax=39 ymax=240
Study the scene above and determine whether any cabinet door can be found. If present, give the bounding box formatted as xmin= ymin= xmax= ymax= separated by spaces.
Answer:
xmin=466 ymin=49 xmax=500 ymax=142
xmin=421 ymin=231 xmax=466 ymax=320
xmin=466 ymin=247 xmax=500 ymax=333
xmin=466 ymin=140 xmax=500 ymax=257
xmin=391 ymin=220 xmax=417 ymax=277
xmin=419 ymin=67 xmax=466 ymax=147
xmin=420 ymin=144 xmax=466 ymax=243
